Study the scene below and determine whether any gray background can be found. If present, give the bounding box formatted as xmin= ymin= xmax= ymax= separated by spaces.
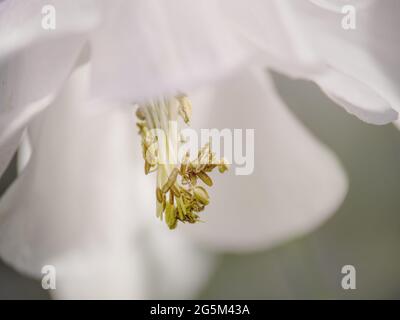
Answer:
xmin=1 ymin=73 xmax=399 ymax=299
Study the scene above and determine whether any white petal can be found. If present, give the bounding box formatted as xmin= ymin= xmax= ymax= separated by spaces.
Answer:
xmin=272 ymin=0 xmax=399 ymax=124
xmin=51 ymin=227 xmax=215 ymax=299
xmin=134 ymin=223 xmax=216 ymax=300
xmin=0 ymin=39 xmax=82 ymax=179
xmin=181 ymin=68 xmax=348 ymax=252
xmin=317 ymin=69 xmax=398 ymax=124
xmin=50 ymin=248 xmax=149 ymax=299
xmin=0 ymin=0 xmax=100 ymax=60
xmin=0 ymin=64 xmax=214 ymax=299
xmin=307 ymin=0 xmax=375 ymax=13
xmin=221 ymin=0 xmax=321 ymax=76
xmin=0 ymin=0 xmax=100 ymax=177
xmin=90 ymin=0 xmax=251 ymax=102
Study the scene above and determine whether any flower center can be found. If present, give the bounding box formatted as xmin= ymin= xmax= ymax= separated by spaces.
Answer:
xmin=135 ymin=95 xmax=229 ymax=230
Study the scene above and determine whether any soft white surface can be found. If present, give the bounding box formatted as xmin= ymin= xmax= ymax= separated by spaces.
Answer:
xmin=222 ymin=0 xmax=399 ymax=124
xmin=278 ymin=0 xmax=400 ymax=124
xmin=182 ymin=68 xmax=348 ymax=251
xmin=0 ymin=0 xmax=100 ymax=177
xmin=90 ymin=0 xmax=251 ymax=102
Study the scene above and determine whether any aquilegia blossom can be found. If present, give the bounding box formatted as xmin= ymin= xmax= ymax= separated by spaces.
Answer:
xmin=0 ymin=0 xmax=398 ymax=298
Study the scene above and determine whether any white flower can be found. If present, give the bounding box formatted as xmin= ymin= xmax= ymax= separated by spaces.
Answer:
xmin=0 ymin=0 xmax=397 ymax=299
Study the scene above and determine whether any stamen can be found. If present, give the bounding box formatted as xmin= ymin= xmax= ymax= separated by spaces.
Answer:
xmin=193 ymin=186 xmax=210 ymax=205
xmin=197 ymin=171 xmax=213 ymax=187
xmin=156 ymin=187 xmax=163 ymax=203
xmin=161 ymin=168 xmax=179 ymax=193
xmin=177 ymin=95 xmax=192 ymax=124
xmin=135 ymin=95 xmax=228 ymax=230
xmin=218 ymin=158 xmax=230 ymax=173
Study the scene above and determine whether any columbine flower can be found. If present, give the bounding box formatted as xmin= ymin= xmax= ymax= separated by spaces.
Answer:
xmin=0 ymin=0 xmax=398 ymax=299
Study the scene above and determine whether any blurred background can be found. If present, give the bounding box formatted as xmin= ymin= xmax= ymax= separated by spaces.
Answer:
xmin=1 ymin=71 xmax=399 ymax=299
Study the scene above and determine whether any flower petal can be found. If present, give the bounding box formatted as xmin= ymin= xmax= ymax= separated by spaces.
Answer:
xmin=307 ymin=0 xmax=375 ymax=13
xmin=222 ymin=0 xmax=399 ymax=124
xmin=0 ymin=0 xmax=100 ymax=178
xmin=89 ymin=0 xmax=251 ymax=102
xmin=278 ymin=0 xmax=400 ymax=124
xmin=0 ymin=64 xmax=214 ymax=299
xmin=51 ymin=226 xmax=215 ymax=299
xmin=0 ymin=0 xmax=99 ymax=60
xmin=182 ymin=68 xmax=348 ymax=252
xmin=221 ymin=0 xmax=321 ymax=76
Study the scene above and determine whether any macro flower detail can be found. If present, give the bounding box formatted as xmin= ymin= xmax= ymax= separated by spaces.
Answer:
xmin=0 ymin=0 xmax=398 ymax=300
xmin=135 ymin=96 xmax=229 ymax=229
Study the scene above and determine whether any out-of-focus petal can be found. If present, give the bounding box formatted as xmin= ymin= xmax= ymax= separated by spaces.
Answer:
xmin=51 ymin=225 xmax=215 ymax=299
xmin=0 ymin=0 xmax=99 ymax=60
xmin=133 ymin=223 xmax=215 ymax=300
xmin=49 ymin=247 xmax=149 ymax=299
xmin=0 ymin=39 xmax=84 ymax=178
xmin=223 ymin=0 xmax=399 ymax=124
xmin=0 ymin=0 xmax=100 ymax=177
xmin=181 ymin=68 xmax=348 ymax=252
xmin=221 ymin=0 xmax=321 ymax=77
xmin=0 ymin=64 xmax=215 ymax=299
xmin=279 ymin=0 xmax=399 ymax=124
xmin=316 ymin=69 xmax=398 ymax=124
xmin=89 ymin=0 xmax=251 ymax=102
xmin=307 ymin=0 xmax=375 ymax=12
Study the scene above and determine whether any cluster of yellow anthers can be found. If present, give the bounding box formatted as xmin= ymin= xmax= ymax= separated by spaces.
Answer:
xmin=135 ymin=95 xmax=229 ymax=230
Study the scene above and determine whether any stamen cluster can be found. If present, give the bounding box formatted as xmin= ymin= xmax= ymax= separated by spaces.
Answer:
xmin=135 ymin=95 xmax=229 ymax=229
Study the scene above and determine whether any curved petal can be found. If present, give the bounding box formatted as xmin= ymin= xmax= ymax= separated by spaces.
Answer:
xmin=220 ymin=0 xmax=321 ymax=77
xmin=307 ymin=0 xmax=375 ymax=13
xmin=0 ymin=39 xmax=84 ymax=178
xmin=181 ymin=68 xmax=348 ymax=252
xmin=89 ymin=0 xmax=251 ymax=102
xmin=51 ymin=225 xmax=215 ymax=299
xmin=0 ymin=0 xmax=99 ymax=60
xmin=0 ymin=64 xmax=215 ymax=299
xmin=279 ymin=0 xmax=400 ymax=124
xmin=223 ymin=0 xmax=399 ymax=124
xmin=0 ymin=0 xmax=100 ymax=177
